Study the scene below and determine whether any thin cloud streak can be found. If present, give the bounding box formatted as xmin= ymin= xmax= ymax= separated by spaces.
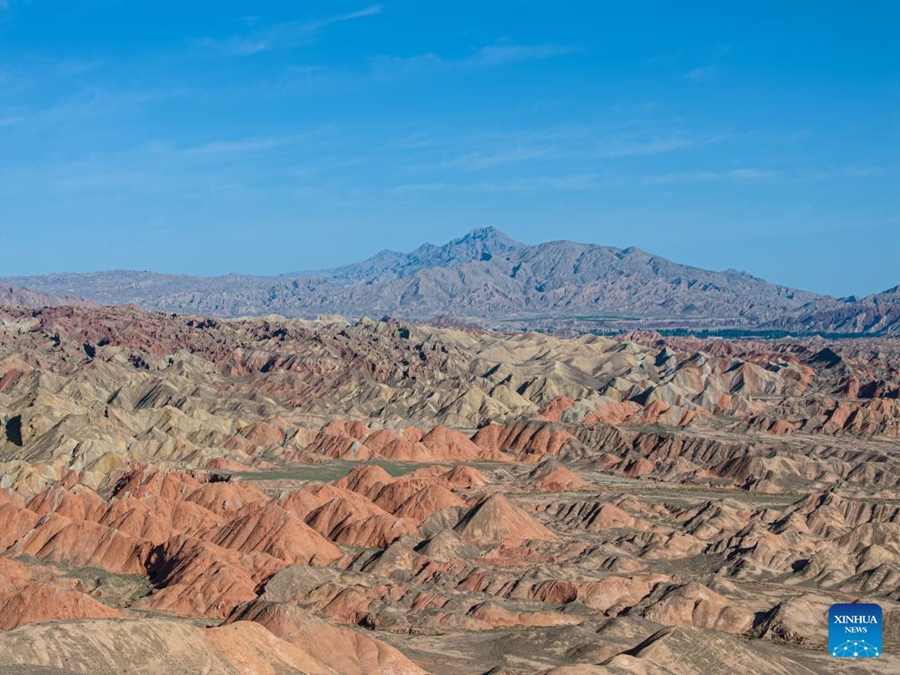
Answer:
xmin=201 ymin=5 xmax=383 ymax=56
xmin=415 ymin=130 xmax=714 ymax=173
xmin=3 ymin=128 xmax=341 ymax=196
xmin=470 ymin=43 xmax=580 ymax=66
xmin=306 ymin=5 xmax=383 ymax=31
xmin=385 ymin=119 xmax=722 ymax=176
xmin=170 ymin=131 xmax=332 ymax=158
xmin=0 ymin=87 xmax=192 ymax=130
xmin=393 ymin=168 xmax=788 ymax=195
xmin=798 ymin=164 xmax=886 ymax=183
xmin=684 ymin=43 xmax=730 ymax=83
xmin=593 ymin=135 xmax=699 ymax=159
xmin=685 ymin=66 xmax=720 ymax=83
xmin=438 ymin=147 xmax=555 ymax=171
xmin=642 ymin=168 xmax=782 ymax=184
xmin=392 ymin=173 xmax=609 ymax=194
xmin=369 ymin=43 xmax=579 ymax=79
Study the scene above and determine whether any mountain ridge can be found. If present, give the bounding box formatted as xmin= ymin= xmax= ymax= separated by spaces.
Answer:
xmin=311 ymin=226 xmax=526 ymax=283
xmin=2 ymin=228 xmax=897 ymax=334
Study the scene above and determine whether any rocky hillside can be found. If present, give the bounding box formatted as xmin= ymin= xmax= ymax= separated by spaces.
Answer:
xmin=0 ymin=303 xmax=898 ymax=674
xmin=770 ymin=286 xmax=900 ymax=335
xmin=2 ymin=228 xmax=840 ymax=327
xmin=0 ymin=284 xmax=90 ymax=309
xmin=2 ymin=303 xmax=898 ymax=492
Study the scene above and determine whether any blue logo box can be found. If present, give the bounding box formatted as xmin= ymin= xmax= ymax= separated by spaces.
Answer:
xmin=829 ymin=603 xmax=882 ymax=658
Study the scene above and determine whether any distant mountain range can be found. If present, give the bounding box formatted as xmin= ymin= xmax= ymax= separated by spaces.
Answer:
xmin=769 ymin=285 xmax=900 ymax=335
xmin=3 ymin=228 xmax=898 ymax=334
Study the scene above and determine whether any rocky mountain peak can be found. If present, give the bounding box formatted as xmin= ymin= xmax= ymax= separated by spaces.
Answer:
xmin=412 ymin=227 xmax=524 ymax=265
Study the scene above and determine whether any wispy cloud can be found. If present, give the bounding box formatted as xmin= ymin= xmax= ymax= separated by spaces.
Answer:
xmin=370 ymin=42 xmax=579 ymax=79
xmin=306 ymin=5 xmax=383 ymax=31
xmin=438 ymin=146 xmax=554 ymax=171
xmin=3 ymin=127 xmax=343 ymax=198
xmin=727 ymin=168 xmax=780 ymax=180
xmin=705 ymin=43 xmax=732 ymax=60
xmin=201 ymin=5 xmax=383 ymax=56
xmin=798 ymin=164 xmax=886 ymax=183
xmin=685 ymin=43 xmax=730 ymax=83
xmin=469 ymin=43 xmax=580 ymax=66
xmin=0 ymin=86 xmax=191 ymax=130
xmin=53 ymin=59 xmax=105 ymax=76
xmin=387 ymin=125 xmax=586 ymax=154
xmin=646 ymin=51 xmax=681 ymax=65
xmin=369 ymin=53 xmax=444 ymax=78
xmin=391 ymin=181 xmax=451 ymax=194
xmin=393 ymin=173 xmax=607 ymax=194
xmin=472 ymin=174 xmax=606 ymax=192
xmin=396 ymin=125 xmax=717 ymax=175
xmin=594 ymin=134 xmax=700 ymax=158
xmin=166 ymin=133 xmax=325 ymax=158
xmin=643 ymin=168 xmax=782 ymax=184
xmin=393 ymin=166 xmax=785 ymax=195
xmin=685 ymin=65 xmax=720 ymax=83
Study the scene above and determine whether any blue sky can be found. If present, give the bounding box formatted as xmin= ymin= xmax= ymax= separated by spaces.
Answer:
xmin=0 ymin=1 xmax=897 ymax=296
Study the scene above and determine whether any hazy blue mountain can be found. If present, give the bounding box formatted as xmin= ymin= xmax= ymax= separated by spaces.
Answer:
xmin=3 ymin=228 xmax=895 ymax=333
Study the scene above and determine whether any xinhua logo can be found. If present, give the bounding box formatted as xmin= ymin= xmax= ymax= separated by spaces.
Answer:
xmin=829 ymin=603 xmax=882 ymax=658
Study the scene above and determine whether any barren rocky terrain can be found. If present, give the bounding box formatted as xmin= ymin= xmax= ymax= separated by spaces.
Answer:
xmin=0 ymin=302 xmax=898 ymax=674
